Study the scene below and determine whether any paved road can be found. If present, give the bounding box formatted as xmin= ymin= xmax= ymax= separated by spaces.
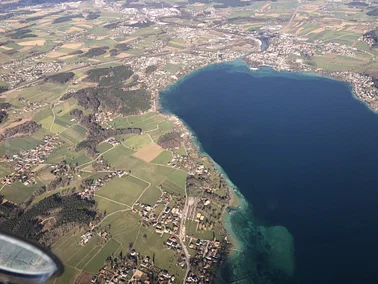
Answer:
xmin=286 ymin=6 xmax=301 ymax=29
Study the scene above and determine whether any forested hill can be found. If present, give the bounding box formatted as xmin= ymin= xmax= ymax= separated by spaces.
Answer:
xmin=1 ymin=194 xmax=97 ymax=247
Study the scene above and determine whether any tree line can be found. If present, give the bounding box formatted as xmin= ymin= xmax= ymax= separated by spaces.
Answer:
xmin=70 ymin=109 xmax=142 ymax=157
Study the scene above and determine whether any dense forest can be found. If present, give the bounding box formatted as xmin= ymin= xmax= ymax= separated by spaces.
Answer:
xmin=52 ymin=14 xmax=83 ymax=24
xmin=9 ymin=28 xmax=37 ymax=39
xmin=1 ymin=194 xmax=97 ymax=246
xmin=0 ymin=111 xmax=8 ymax=123
xmin=0 ymin=86 xmax=8 ymax=93
xmin=86 ymin=11 xmax=101 ymax=20
xmin=85 ymin=65 xmax=134 ymax=86
xmin=0 ymin=195 xmax=18 ymax=223
xmin=367 ymin=8 xmax=378 ymax=16
xmin=62 ymin=66 xmax=150 ymax=115
xmin=44 ymin=72 xmax=75 ymax=84
xmin=109 ymin=43 xmax=132 ymax=56
xmin=145 ymin=65 xmax=158 ymax=75
xmin=82 ymin=46 xmax=109 ymax=58
xmin=348 ymin=1 xmax=368 ymax=7
xmin=157 ymin=132 xmax=182 ymax=149
xmin=103 ymin=21 xmax=121 ymax=29
xmin=64 ymin=87 xmax=150 ymax=115
xmin=0 ymin=121 xmax=41 ymax=141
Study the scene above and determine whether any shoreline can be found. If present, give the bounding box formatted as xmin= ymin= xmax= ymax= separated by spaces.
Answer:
xmin=154 ymin=42 xmax=378 ymax=279
xmin=158 ymin=107 xmax=247 ymax=252
xmin=157 ymin=66 xmax=252 ymax=259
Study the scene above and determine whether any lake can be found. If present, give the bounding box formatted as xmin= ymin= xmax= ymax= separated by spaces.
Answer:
xmin=160 ymin=62 xmax=378 ymax=284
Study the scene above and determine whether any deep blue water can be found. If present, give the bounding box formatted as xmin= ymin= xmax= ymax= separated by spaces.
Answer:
xmin=160 ymin=63 xmax=378 ymax=284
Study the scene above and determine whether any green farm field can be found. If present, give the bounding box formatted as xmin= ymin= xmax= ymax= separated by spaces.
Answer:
xmin=96 ymin=175 xmax=149 ymax=207
xmin=83 ymin=239 xmax=120 ymax=273
xmin=1 ymin=181 xmax=43 ymax=203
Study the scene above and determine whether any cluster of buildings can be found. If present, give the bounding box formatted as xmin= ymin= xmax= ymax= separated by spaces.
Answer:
xmin=80 ymin=230 xmax=108 ymax=246
xmin=1 ymin=135 xmax=61 ymax=186
xmin=0 ymin=61 xmax=63 ymax=88
xmin=133 ymin=191 xmax=183 ymax=236
xmin=246 ymin=33 xmax=359 ymax=71
xmin=246 ymin=33 xmax=378 ymax=111
xmin=91 ymin=245 xmax=178 ymax=284
xmin=185 ymin=239 xmax=222 ymax=284
xmin=17 ymin=100 xmax=50 ymax=115
xmin=330 ymin=71 xmax=378 ymax=109
xmin=92 ymin=252 xmax=137 ymax=284
xmin=126 ymin=47 xmax=248 ymax=110
xmin=358 ymin=32 xmax=377 ymax=47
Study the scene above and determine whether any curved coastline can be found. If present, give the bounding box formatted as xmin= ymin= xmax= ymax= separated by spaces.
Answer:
xmin=157 ymin=46 xmax=378 ymax=283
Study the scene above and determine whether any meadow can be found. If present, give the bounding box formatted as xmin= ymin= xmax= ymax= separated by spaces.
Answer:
xmin=96 ymin=175 xmax=149 ymax=207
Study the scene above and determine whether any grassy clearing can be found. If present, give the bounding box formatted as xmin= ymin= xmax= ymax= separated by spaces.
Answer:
xmin=6 ymin=83 xmax=67 ymax=105
xmin=55 ymin=98 xmax=77 ymax=116
xmin=38 ymin=114 xmax=54 ymax=130
xmin=176 ymin=145 xmax=186 ymax=156
xmin=37 ymin=166 xmax=56 ymax=184
xmin=59 ymin=124 xmax=87 ymax=144
xmin=52 ymin=230 xmax=83 ymax=262
xmin=83 ymin=239 xmax=120 ymax=273
xmin=151 ymin=150 xmax=172 ymax=165
xmin=96 ymin=175 xmax=148 ymax=206
xmin=53 ymin=265 xmax=80 ymax=284
xmin=163 ymin=63 xmax=182 ymax=73
xmin=161 ymin=179 xmax=185 ymax=196
xmin=0 ymin=163 xmax=12 ymax=178
xmin=0 ymin=136 xmax=41 ymax=156
xmin=137 ymin=185 xmax=161 ymax=205
xmin=149 ymin=121 xmax=173 ymax=142
xmin=65 ymin=149 xmax=92 ymax=166
xmin=131 ymin=164 xmax=174 ymax=191
xmin=66 ymin=236 xmax=102 ymax=267
xmin=102 ymin=211 xmax=140 ymax=250
xmin=133 ymin=116 xmax=166 ymax=132
xmin=124 ymin=133 xmax=151 ymax=149
xmin=111 ymin=112 xmax=156 ymax=128
xmin=33 ymin=108 xmax=53 ymax=122
xmin=167 ymin=170 xmax=187 ymax=189
xmin=103 ymin=145 xmax=139 ymax=169
xmin=95 ymin=195 xmax=129 ymax=214
xmin=45 ymin=144 xmax=70 ymax=164
xmin=309 ymin=55 xmax=362 ymax=71
xmin=96 ymin=142 xmax=113 ymax=153
xmin=76 ymin=246 xmax=102 ymax=270
xmin=1 ymin=181 xmax=42 ymax=203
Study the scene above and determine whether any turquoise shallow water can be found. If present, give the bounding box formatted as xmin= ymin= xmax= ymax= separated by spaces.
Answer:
xmin=160 ymin=62 xmax=378 ymax=284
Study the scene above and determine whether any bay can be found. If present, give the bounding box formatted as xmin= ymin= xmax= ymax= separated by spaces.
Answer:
xmin=160 ymin=62 xmax=378 ymax=284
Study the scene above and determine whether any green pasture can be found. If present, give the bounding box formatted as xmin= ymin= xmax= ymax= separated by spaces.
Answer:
xmin=124 ymin=133 xmax=151 ymax=149
xmin=151 ymin=150 xmax=173 ymax=165
xmin=83 ymin=239 xmax=120 ymax=273
xmin=96 ymin=175 xmax=148 ymax=206
xmin=137 ymin=185 xmax=162 ymax=206
xmin=1 ymin=181 xmax=41 ymax=203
